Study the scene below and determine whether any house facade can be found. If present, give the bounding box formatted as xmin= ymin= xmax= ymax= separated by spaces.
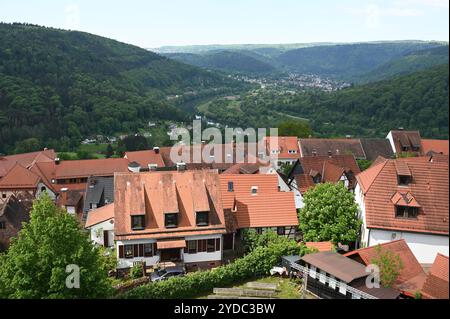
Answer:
xmin=113 ymin=170 xmax=227 ymax=272
xmin=355 ymin=157 xmax=449 ymax=264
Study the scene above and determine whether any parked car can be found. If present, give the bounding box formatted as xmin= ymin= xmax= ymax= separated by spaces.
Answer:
xmin=150 ymin=267 xmax=185 ymax=282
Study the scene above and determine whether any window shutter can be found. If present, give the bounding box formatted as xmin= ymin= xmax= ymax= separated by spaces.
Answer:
xmin=215 ymin=238 xmax=220 ymax=251
xmin=118 ymin=245 xmax=124 ymax=258
xmin=133 ymin=245 xmax=139 ymax=257
xmin=139 ymin=244 xmax=144 ymax=257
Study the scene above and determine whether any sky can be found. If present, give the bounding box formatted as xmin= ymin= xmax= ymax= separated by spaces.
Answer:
xmin=0 ymin=0 xmax=448 ymax=48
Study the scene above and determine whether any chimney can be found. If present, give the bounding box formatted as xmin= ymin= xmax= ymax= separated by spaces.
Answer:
xmin=312 ymin=149 xmax=317 ymax=156
xmin=55 ymin=157 xmax=60 ymax=165
xmin=328 ymin=150 xmax=332 ymax=157
xmin=177 ymin=162 xmax=186 ymax=172
xmin=153 ymin=147 xmax=160 ymax=154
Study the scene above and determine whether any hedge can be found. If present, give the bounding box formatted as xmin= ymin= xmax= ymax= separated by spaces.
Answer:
xmin=121 ymin=238 xmax=309 ymax=299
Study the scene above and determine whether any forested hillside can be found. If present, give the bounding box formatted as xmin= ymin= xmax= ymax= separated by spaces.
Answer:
xmin=276 ymin=41 xmax=444 ymax=80
xmin=357 ymin=45 xmax=449 ymax=83
xmin=165 ymin=50 xmax=277 ymax=74
xmin=0 ymin=23 xmax=245 ymax=154
xmin=200 ymin=64 xmax=449 ymax=139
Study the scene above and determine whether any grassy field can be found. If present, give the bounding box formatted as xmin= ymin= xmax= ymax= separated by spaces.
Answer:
xmin=196 ymin=276 xmax=315 ymax=299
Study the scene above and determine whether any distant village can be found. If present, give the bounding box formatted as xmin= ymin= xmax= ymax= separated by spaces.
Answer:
xmin=0 ymin=129 xmax=448 ymax=299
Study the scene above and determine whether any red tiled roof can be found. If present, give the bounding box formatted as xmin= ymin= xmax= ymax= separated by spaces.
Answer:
xmin=114 ymin=170 xmax=226 ymax=240
xmin=0 ymin=164 xmax=41 ymax=189
xmin=265 ymin=136 xmax=300 ymax=159
xmin=421 ymin=139 xmax=449 ymax=156
xmin=356 ymin=158 xmax=449 ymax=235
xmin=85 ymin=203 xmax=115 ymax=228
xmin=299 ymin=138 xmax=366 ymax=159
xmin=390 ymin=131 xmax=423 ymax=155
xmin=219 ymin=174 xmax=298 ymax=228
xmin=124 ymin=150 xmax=166 ymax=168
xmin=0 ymin=149 xmax=56 ymax=178
xmin=293 ymin=155 xmax=361 ymax=193
xmin=421 ymin=254 xmax=449 ymax=299
xmin=345 ymin=240 xmax=426 ymax=295
xmin=305 ymin=241 xmax=334 ymax=252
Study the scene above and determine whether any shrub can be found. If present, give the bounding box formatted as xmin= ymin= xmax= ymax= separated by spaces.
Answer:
xmin=130 ymin=264 xmax=143 ymax=279
xmin=122 ymin=237 xmax=309 ymax=299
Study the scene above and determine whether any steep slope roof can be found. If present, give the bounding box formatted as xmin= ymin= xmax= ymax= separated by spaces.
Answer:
xmin=360 ymin=138 xmax=395 ymax=161
xmin=124 ymin=150 xmax=166 ymax=168
xmin=114 ymin=170 xmax=226 ymax=240
xmin=219 ymin=174 xmax=298 ymax=228
xmin=422 ymin=139 xmax=449 ymax=156
xmin=0 ymin=164 xmax=41 ymax=189
xmin=355 ymin=158 xmax=449 ymax=235
xmin=345 ymin=240 xmax=427 ymax=296
xmin=299 ymin=138 xmax=366 ymax=159
xmin=0 ymin=149 xmax=56 ymax=178
xmin=265 ymin=136 xmax=300 ymax=159
xmin=85 ymin=203 xmax=115 ymax=228
xmin=421 ymin=254 xmax=449 ymax=299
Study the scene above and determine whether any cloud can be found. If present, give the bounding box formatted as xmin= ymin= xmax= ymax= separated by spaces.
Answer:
xmin=348 ymin=3 xmax=424 ymax=29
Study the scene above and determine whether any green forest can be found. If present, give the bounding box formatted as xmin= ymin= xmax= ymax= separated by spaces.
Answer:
xmin=0 ymin=23 xmax=248 ymax=154
xmin=201 ymin=64 xmax=449 ymax=139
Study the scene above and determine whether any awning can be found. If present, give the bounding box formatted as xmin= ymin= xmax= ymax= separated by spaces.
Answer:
xmin=157 ymin=239 xmax=186 ymax=250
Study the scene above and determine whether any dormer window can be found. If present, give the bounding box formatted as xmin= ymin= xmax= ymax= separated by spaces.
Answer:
xmin=398 ymin=175 xmax=412 ymax=186
xmin=251 ymin=186 xmax=258 ymax=195
xmin=288 ymin=150 xmax=297 ymax=154
xmin=196 ymin=211 xmax=209 ymax=227
xmin=131 ymin=215 xmax=145 ymax=230
xmin=165 ymin=213 xmax=178 ymax=228
xmin=396 ymin=206 xmax=419 ymax=219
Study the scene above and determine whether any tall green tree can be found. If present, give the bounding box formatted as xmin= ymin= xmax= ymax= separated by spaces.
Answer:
xmin=298 ymin=183 xmax=361 ymax=245
xmin=277 ymin=120 xmax=313 ymax=138
xmin=0 ymin=195 xmax=112 ymax=299
xmin=371 ymin=245 xmax=404 ymax=288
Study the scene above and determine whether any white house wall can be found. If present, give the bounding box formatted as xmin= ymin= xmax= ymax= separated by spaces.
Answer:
xmin=368 ymin=229 xmax=449 ymax=264
xmin=89 ymin=219 xmax=114 ymax=248
xmin=183 ymin=234 xmax=222 ymax=264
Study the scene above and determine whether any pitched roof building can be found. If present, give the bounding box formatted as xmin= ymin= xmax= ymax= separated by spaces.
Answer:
xmin=345 ymin=240 xmax=427 ymax=297
xmin=219 ymin=174 xmax=298 ymax=233
xmin=0 ymin=149 xmax=56 ymax=178
xmin=299 ymin=138 xmax=367 ymax=159
xmin=421 ymin=253 xmax=449 ymax=299
xmin=421 ymin=139 xmax=449 ymax=156
xmin=124 ymin=149 xmax=166 ymax=169
xmin=355 ymin=157 xmax=449 ymax=264
xmin=386 ymin=130 xmax=423 ymax=156
xmin=287 ymin=155 xmax=361 ymax=194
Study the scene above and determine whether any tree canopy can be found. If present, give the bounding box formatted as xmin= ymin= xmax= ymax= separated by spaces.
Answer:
xmin=0 ymin=194 xmax=112 ymax=299
xmin=298 ymin=183 xmax=362 ymax=245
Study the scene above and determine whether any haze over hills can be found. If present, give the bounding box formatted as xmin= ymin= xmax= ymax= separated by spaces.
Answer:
xmin=156 ymin=41 xmax=448 ymax=82
xmin=0 ymin=23 xmax=448 ymax=156
xmin=0 ymin=23 xmax=248 ymax=154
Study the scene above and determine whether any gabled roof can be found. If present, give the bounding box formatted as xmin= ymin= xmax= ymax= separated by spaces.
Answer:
xmin=114 ymin=170 xmax=227 ymax=240
xmin=355 ymin=158 xmax=449 ymax=235
xmin=360 ymin=139 xmax=395 ymax=161
xmin=291 ymin=155 xmax=361 ymax=193
xmin=345 ymin=240 xmax=426 ymax=296
xmin=422 ymin=139 xmax=449 ymax=156
xmin=219 ymin=174 xmax=298 ymax=228
xmin=124 ymin=150 xmax=166 ymax=168
xmin=85 ymin=203 xmax=115 ymax=228
xmin=0 ymin=149 xmax=56 ymax=178
xmin=301 ymin=251 xmax=368 ymax=283
xmin=82 ymin=176 xmax=115 ymax=219
xmin=0 ymin=193 xmax=33 ymax=231
xmin=421 ymin=254 xmax=449 ymax=299
xmin=389 ymin=130 xmax=423 ymax=155
xmin=299 ymin=138 xmax=366 ymax=159
xmin=265 ymin=136 xmax=300 ymax=159
xmin=0 ymin=164 xmax=41 ymax=189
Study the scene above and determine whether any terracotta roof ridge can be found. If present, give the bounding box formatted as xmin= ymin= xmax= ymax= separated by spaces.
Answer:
xmin=356 ymin=159 xmax=388 ymax=194
xmin=345 ymin=239 xmax=407 ymax=261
